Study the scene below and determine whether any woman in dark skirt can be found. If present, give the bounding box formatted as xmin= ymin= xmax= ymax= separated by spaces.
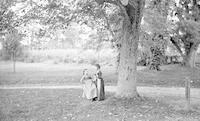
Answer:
xmin=94 ymin=64 xmax=105 ymax=101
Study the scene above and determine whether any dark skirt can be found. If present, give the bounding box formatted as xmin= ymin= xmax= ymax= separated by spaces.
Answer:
xmin=96 ymin=78 xmax=105 ymax=101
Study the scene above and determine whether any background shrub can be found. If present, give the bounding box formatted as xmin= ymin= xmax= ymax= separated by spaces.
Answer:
xmin=16 ymin=49 xmax=116 ymax=65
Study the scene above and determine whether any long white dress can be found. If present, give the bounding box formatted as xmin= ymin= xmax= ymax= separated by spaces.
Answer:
xmin=82 ymin=77 xmax=97 ymax=99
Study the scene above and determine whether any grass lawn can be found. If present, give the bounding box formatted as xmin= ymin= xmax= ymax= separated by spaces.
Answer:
xmin=137 ymin=64 xmax=200 ymax=88
xmin=0 ymin=89 xmax=200 ymax=121
xmin=0 ymin=62 xmax=200 ymax=88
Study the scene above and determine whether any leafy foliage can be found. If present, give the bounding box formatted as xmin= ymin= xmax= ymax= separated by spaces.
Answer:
xmin=1 ymin=29 xmax=23 ymax=60
xmin=140 ymin=0 xmax=170 ymax=70
xmin=141 ymin=0 xmax=200 ymax=67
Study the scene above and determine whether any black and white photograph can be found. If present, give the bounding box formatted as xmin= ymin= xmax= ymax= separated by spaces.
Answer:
xmin=0 ymin=0 xmax=200 ymax=120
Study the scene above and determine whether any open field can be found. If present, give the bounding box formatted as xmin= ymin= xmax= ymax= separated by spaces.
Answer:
xmin=0 ymin=62 xmax=117 ymax=86
xmin=0 ymin=62 xmax=200 ymax=88
xmin=0 ymin=89 xmax=200 ymax=121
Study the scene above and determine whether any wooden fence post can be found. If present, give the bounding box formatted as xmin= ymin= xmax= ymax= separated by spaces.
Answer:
xmin=185 ymin=77 xmax=191 ymax=111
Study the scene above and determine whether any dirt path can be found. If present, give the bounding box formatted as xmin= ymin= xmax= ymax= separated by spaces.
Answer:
xmin=0 ymin=84 xmax=200 ymax=100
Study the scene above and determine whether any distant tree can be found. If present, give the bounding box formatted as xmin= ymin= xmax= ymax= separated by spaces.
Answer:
xmin=141 ymin=0 xmax=170 ymax=70
xmin=141 ymin=0 xmax=200 ymax=68
xmin=168 ymin=0 xmax=200 ymax=68
xmin=2 ymin=29 xmax=23 ymax=72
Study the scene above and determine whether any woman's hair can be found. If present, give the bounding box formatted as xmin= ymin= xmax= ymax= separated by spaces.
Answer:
xmin=95 ymin=64 xmax=100 ymax=69
xmin=83 ymin=69 xmax=87 ymax=75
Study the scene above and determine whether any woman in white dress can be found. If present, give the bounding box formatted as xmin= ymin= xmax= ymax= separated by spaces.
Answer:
xmin=80 ymin=69 xmax=97 ymax=101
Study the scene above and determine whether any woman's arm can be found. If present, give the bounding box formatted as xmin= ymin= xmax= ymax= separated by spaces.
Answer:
xmin=93 ymin=75 xmax=97 ymax=82
xmin=80 ymin=76 xmax=85 ymax=84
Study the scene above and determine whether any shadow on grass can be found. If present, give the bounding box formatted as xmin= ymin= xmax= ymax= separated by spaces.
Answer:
xmin=74 ymin=92 xmax=200 ymax=121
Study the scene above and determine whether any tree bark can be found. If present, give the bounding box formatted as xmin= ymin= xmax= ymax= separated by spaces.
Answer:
xmin=182 ymin=43 xmax=199 ymax=68
xmin=183 ymin=48 xmax=196 ymax=68
xmin=116 ymin=25 xmax=138 ymax=97
xmin=116 ymin=0 xmax=144 ymax=97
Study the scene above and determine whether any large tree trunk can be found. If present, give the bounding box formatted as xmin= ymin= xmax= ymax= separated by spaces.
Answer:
xmin=116 ymin=0 xmax=144 ymax=97
xmin=116 ymin=25 xmax=138 ymax=97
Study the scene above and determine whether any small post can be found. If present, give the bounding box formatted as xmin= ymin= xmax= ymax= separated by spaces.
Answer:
xmin=185 ymin=77 xmax=191 ymax=111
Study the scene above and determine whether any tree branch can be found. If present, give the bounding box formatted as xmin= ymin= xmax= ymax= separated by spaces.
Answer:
xmin=95 ymin=0 xmax=129 ymax=20
xmin=100 ymin=5 xmax=115 ymax=38
xmin=95 ymin=0 xmax=121 ymax=7
xmin=170 ymin=36 xmax=184 ymax=56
